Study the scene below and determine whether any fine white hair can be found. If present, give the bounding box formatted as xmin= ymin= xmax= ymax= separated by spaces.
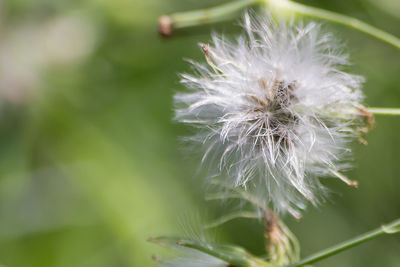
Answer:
xmin=174 ymin=11 xmax=367 ymax=217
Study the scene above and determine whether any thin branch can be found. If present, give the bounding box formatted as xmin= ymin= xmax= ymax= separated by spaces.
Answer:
xmin=158 ymin=0 xmax=258 ymax=36
xmin=288 ymin=218 xmax=400 ymax=267
xmin=368 ymin=107 xmax=400 ymax=116
xmin=159 ymin=0 xmax=400 ymax=50
xmin=269 ymin=0 xmax=400 ymax=50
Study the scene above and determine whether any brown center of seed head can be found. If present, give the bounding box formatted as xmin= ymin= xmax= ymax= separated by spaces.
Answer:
xmin=252 ymin=77 xmax=297 ymax=112
xmin=247 ymin=77 xmax=298 ymax=149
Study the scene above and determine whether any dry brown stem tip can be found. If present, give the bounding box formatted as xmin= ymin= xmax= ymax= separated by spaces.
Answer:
xmin=158 ymin=15 xmax=174 ymax=37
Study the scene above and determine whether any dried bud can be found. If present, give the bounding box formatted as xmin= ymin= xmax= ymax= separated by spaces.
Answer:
xmin=158 ymin=15 xmax=174 ymax=37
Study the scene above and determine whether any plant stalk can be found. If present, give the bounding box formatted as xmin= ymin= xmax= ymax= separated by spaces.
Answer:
xmin=288 ymin=218 xmax=400 ymax=267
xmin=159 ymin=0 xmax=400 ymax=50
xmin=270 ymin=0 xmax=400 ymax=50
xmin=158 ymin=0 xmax=257 ymax=36
xmin=368 ymin=107 xmax=400 ymax=116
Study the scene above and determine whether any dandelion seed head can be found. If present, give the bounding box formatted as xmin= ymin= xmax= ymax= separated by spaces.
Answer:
xmin=174 ymin=12 xmax=369 ymax=217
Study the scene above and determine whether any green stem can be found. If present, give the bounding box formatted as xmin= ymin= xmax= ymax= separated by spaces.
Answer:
xmin=168 ymin=0 xmax=257 ymax=29
xmin=368 ymin=107 xmax=400 ymax=116
xmin=160 ymin=0 xmax=400 ymax=50
xmin=288 ymin=218 xmax=400 ymax=267
xmin=264 ymin=0 xmax=400 ymax=50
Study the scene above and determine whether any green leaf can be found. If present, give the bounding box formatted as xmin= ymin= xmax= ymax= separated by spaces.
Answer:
xmin=149 ymin=236 xmax=274 ymax=267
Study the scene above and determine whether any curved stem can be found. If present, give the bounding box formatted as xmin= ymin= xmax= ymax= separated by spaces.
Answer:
xmin=160 ymin=0 xmax=400 ymax=50
xmin=268 ymin=0 xmax=400 ymax=50
xmin=161 ymin=0 xmax=257 ymax=31
xmin=288 ymin=218 xmax=400 ymax=267
xmin=368 ymin=107 xmax=400 ymax=116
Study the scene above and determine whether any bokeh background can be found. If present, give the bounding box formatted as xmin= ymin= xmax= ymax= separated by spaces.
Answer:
xmin=0 ymin=0 xmax=399 ymax=266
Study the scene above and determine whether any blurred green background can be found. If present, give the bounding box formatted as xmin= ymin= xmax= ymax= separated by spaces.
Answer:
xmin=0 ymin=0 xmax=399 ymax=266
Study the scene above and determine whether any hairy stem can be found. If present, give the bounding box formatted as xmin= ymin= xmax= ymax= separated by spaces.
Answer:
xmin=368 ymin=107 xmax=400 ymax=116
xmin=288 ymin=218 xmax=400 ymax=267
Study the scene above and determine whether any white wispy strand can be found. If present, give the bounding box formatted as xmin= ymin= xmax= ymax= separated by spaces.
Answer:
xmin=174 ymin=12 xmax=366 ymax=217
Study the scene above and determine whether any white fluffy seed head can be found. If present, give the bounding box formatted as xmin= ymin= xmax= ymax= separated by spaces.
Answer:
xmin=174 ymin=12 xmax=370 ymax=217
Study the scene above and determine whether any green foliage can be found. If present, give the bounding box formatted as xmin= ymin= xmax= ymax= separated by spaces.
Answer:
xmin=150 ymin=236 xmax=274 ymax=267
